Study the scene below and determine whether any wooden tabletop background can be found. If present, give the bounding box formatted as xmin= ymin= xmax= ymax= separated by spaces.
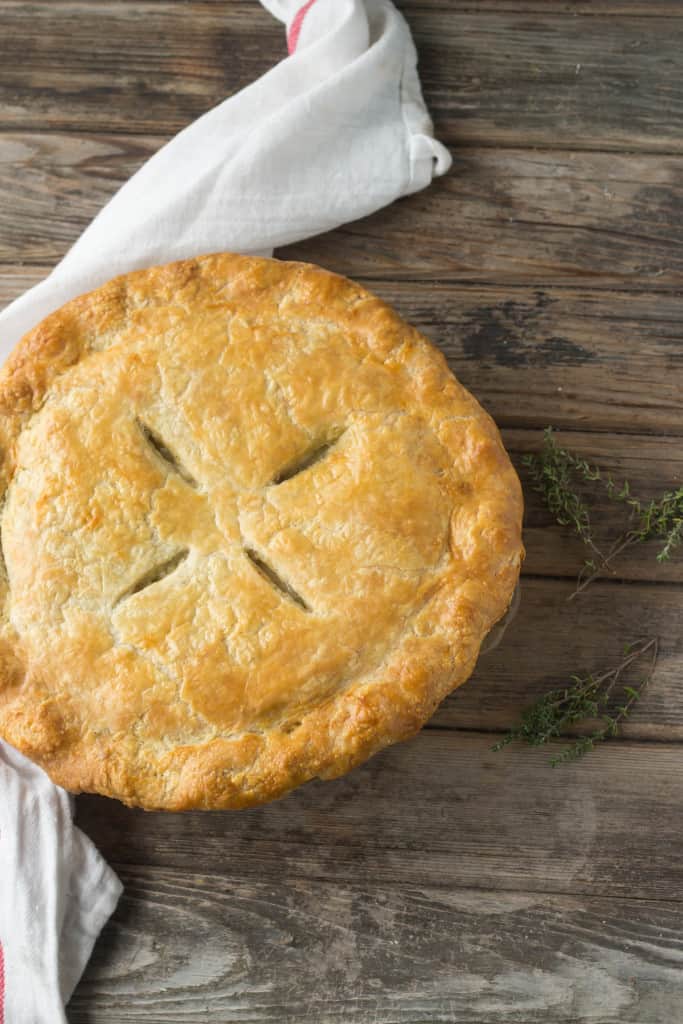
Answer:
xmin=1 ymin=2 xmax=682 ymax=1021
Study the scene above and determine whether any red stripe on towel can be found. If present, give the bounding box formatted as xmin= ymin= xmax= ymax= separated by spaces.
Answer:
xmin=287 ymin=0 xmax=320 ymax=54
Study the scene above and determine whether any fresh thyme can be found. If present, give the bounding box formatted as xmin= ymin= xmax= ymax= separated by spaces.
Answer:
xmin=522 ymin=427 xmax=600 ymax=555
xmin=492 ymin=637 xmax=658 ymax=766
xmin=501 ymin=430 xmax=671 ymax=766
xmin=523 ymin=428 xmax=683 ymax=594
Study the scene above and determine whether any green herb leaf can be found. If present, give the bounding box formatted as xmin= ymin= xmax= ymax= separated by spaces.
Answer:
xmin=492 ymin=637 xmax=658 ymax=766
xmin=524 ymin=429 xmax=683 ymax=594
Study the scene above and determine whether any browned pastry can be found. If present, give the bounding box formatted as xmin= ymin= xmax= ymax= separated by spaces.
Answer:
xmin=0 ymin=254 xmax=523 ymax=810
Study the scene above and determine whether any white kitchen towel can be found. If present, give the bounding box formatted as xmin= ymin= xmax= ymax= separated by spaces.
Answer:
xmin=0 ymin=746 xmax=123 ymax=1024
xmin=0 ymin=1 xmax=450 ymax=1020
xmin=0 ymin=0 xmax=450 ymax=359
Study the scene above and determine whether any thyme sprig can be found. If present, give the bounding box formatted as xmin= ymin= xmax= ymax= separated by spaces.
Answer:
xmin=523 ymin=428 xmax=683 ymax=594
xmin=493 ymin=637 xmax=658 ymax=766
xmin=504 ymin=430 xmax=670 ymax=766
xmin=522 ymin=427 xmax=601 ymax=556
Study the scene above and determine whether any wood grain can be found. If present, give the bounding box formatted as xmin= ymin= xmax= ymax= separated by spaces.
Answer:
xmin=126 ymin=0 xmax=683 ymax=10
xmin=0 ymin=133 xmax=150 ymax=263
xmin=412 ymin=10 xmax=683 ymax=152
xmin=3 ymin=267 xmax=682 ymax=437
xmin=130 ymin=1 xmax=683 ymax=11
xmin=398 ymin=1 xmax=683 ymax=12
xmin=75 ymin=728 xmax=683 ymax=901
xmin=375 ymin=282 xmax=683 ymax=436
xmin=66 ymin=867 xmax=683 ymax=1024
xmin=4 ymin=135 xmax=683 ymax=289
xmin=438 ymin=575 xmax=683 ymax=738
xmin=1 ymin=4 xmax=682 ymax=152
xmin=508 ymin=429 xmax=683 ymax=584
xmin=0 ymin=266 xmax=46 ymax=304
xmin=282 ymin=148 xmax=683 ymax=288
xmin=0 ymin=2 xmax=280 ymax=135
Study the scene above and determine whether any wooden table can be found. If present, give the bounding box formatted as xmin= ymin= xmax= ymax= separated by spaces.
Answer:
xmin=1 ymin=2 xmax=682 ymax=1021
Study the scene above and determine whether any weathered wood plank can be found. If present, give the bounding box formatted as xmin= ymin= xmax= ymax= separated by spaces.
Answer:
xmin=119 ymin=0 xmax=683 ymax=10
xmin=67 ymin=866 xmax=683 ymax=1024
xmin=375 ymin=282 xmax=683 ymax=436
xmin=0 ymin=133 xmax=150 ymax=263
xmin=0 ymin=2 xmax=279 ymax=135
xmin=3 ymin=268 xmax=682 ymax=437
xmin=3 ymin=136 xmax=683 ymax=289
xmin=136 ymin=1 xmax=683 ymax=12
xmin=0 ymin=266 xmax=45 ymax=305
xmin=1 ymin=5 xmax=682 ymax=152
xmin=509 ymin=429 xmax=683 ymax=584
xmin=75 ymin=727 xmax=683 ymax=901
xmin=399 ymin=1 xmax=683 ymax=12
xmin=282 ymin=148 xmax=683 ymax=288
xmin=413 ymin=9 xmax=683 ymax=151
xmin=439 ymin=576 xmax=683 ymax=738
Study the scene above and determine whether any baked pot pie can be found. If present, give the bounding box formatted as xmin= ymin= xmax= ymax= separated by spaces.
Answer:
xmin=0 ymin=254 xmax=523 ymax=810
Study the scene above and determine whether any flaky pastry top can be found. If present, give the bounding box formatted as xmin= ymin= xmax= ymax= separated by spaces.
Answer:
xmin=0 ymin=254 xmax=523 ymax=809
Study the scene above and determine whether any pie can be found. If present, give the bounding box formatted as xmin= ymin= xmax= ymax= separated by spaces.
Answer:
xmin=0 ymin=254 xmax=523 ymax=810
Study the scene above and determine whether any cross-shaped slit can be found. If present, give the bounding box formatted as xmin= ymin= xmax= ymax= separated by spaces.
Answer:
xmin=137 ymin=419 xmax=198 ymax=487
xmin=244 ymin=431 xmax=345 ymax=611
xmin=118 ymin=422 xmax=342 ymax=616
xmin=270 ymin=431 xmax=344 ymax=486
xmin=245 ymin=548 xmax=310 ymax=612
xmin=114 ymin=549 xmax=189 ymax=607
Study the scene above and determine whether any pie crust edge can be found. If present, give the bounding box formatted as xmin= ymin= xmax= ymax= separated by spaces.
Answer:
xmin=0 ymin=254 xmax=524 ymax=810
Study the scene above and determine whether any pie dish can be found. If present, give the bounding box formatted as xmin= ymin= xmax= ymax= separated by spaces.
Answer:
xmin=0 ymin=254 xmax=523 ymax=810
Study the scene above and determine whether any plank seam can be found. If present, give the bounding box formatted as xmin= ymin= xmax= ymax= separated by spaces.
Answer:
xmin=3 ymin=128 xmax=683 ymax=162
xmin=3 ymin=264 xmax=683 ymax=300
xmin=518 ymin=571 xmax=683 ymax=590
xmin=422 ymin=723 xmax=683 ymax=746
xmin=27 ymin=0 xmax=683 ymax=15
xmin=106 ymin=860 xmax=683 ymax=904
xmin=0 ymin=126 xmax=682 ymax=159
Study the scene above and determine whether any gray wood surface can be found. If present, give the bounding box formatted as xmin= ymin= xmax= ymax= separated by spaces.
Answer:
xmin=67 ymin=869 xmax=683 ymax=1024
xmin=76 ymin=730 xmax=683 ymax=899
xmin=0 ymin=1 xmax=680 ymax=1021
xmin=2 ymin=3 xmax=683 ymax=150
xmin=3 ymin=138 xmax=683 ymax=287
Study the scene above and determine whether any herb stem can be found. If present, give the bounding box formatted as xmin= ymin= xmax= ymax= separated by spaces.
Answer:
xmin=492 ymin=637 xmax=659 ymax=765
xmin=524 ymin=429 xmax=683 ymax=594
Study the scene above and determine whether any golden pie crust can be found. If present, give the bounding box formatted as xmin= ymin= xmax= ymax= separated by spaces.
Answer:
xmin=0 ymin=254 xmax=523 ymax=810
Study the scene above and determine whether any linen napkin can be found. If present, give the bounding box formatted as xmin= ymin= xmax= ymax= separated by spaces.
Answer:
xmin=0 ymin=0 xmax=450 ymax=359
xmin=0 ymin=745 xmax=123 ymax=1023
xmin=0 ymin=1 xmax=450 ymax=1019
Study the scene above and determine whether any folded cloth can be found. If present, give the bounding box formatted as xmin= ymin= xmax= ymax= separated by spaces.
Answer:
xmin=0 ymin=746 xmax=123 ymax=1024
xmin=0 ymin=1 xmax=450 ymax=1019
xmin=0 ymin=0 xmax=450 ymax=358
